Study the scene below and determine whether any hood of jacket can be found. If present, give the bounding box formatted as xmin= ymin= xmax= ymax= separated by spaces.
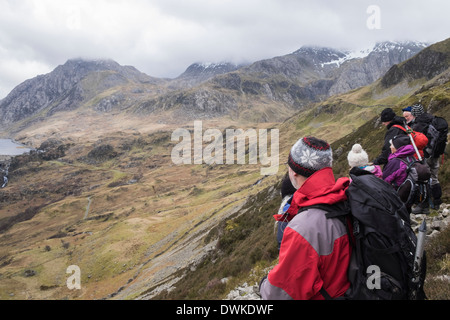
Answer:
xmin=387 ymin=116 xmax=407 ymax=129
xmin=388 ymin=144 xmax=416 ymax=161
xmin=274 ymin=167 xmax=350 ymax=222
xmin=416 ymin=112 xmax=434 ymax=125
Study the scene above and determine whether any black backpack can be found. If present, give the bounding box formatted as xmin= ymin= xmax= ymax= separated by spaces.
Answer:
xmin=303 ymin=170 xmax=427 ymax=300
xmin=425 ymin=116 xmax=448 ymax=158
xmin=398 ymin=157 xmax=431 ymax=207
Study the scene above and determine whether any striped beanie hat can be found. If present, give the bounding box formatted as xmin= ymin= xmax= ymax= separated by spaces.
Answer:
xmin=411 ymin=104 xmax=425 ymax=117
xmin=288 ymin=136 xmax=333 ymax=177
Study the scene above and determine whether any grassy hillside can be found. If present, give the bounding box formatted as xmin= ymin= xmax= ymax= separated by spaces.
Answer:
xmin=0 ymin=119 xmax=285 ymax=300
xmin=331 ymin=75 xmax=450 ymax=200
xmin=153 ymin=56 xmax=450 ymax=300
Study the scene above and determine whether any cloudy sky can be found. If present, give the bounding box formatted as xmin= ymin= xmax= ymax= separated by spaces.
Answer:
xmin=0 ymin=0 xmax=449 ymax=99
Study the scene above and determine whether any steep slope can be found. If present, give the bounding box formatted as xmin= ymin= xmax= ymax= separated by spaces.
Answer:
xmin=150 ymin=39 xmax=450 ymax=301
xmin=328 ymin=41 xmax=429 ymax=96
xmin=381 ymin=39 xmax=450 ymax=88
xmin=335 ymin=38 xmax=450 ymax=106
xmin=331 ymin=40 xmax=450 ymax=186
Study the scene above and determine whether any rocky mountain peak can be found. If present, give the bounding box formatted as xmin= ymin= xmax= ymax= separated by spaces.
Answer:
xmin=372 ymin=41 xmax=428 ymax=53
xmin=291 ymin=41 xmax=428 ymax=69
xmin=292 ymin=46 xmax=348 ymax=66
xmin=178 ymin=62 xmax=242 ymax=80
xmin=168 ymin=61 xmax=244 ymax=89
xmin=0 ymin=58 xmax=157 ymax=126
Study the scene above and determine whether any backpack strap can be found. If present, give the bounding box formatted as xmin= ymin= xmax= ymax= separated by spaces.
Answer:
xmin=393 ymin=124 xmax=406 ymax=132
xmin=399 ymin=156 xmax=419 ymax=173
xmin=393 ymin=124 xmax=413 ymax=134
xmin=297 ymin=202 xmax=349 ymax=219
xmin=320 ymin=287 xmax=333 ymax=300
xmin=297 ymin=202 xmax=354 ymax=246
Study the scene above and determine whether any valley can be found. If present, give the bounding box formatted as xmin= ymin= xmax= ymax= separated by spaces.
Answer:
xmin=0 ymin=117 xmax=286 ymax=299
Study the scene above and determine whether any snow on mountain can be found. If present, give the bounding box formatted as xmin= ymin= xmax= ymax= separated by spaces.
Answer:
xmin=303 ymin=41 xmax=429 ymax=68
xmin=176 ymin=62 xmax=243 ymax=80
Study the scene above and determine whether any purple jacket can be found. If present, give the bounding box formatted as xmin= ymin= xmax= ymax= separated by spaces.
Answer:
xmin=382 ymin=145 xmax=415 ymax=188
xmin=360 ymin=164 xmax=383 ymax=178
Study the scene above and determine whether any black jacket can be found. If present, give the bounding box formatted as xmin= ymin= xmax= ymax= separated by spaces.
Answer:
xmin=373 ymin=116 xmax=408 ymax=166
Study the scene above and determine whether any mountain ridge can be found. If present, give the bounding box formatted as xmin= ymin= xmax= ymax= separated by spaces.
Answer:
xmin=0 ymin=58 xmax=164 ymax=127
xmin=0 ymin=40 xmax=429 ymax=136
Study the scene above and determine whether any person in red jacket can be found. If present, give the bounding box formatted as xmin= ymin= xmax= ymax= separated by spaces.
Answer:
xmin=260 ymin=136 xmax=351 ymax=300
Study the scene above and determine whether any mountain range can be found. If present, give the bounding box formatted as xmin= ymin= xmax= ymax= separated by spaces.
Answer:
xmin=0 ymin=41 xmax=428 ymax=134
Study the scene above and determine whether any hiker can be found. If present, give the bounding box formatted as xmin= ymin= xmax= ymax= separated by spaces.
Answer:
xmin=390 ymin=108 xmax=429 ymax=161
xmin=347 ymin=144 xmax=382 ymax=178
xmin=382 ymin=135 xmax=416 ymax=205
xmin=411 ymin=104 xmax=448 ymax=212
xmin=402 ymin=106 xmax=415 ymax=126
xmin=275 ymin=174 xmax=296 ymax=251
xmin=1 ymin=175 xmax=7 ymax=188
xmin=373 ymin=108 xmax=408 ymax=166
xmin=260 ymin=136 xmax=351 ymax=300
xmin=0 ymin=164 xmax=6 ymax=188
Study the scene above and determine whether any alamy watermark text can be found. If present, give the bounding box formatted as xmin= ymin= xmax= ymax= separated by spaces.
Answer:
xmin=171 ymin=121 xmax=279 ymax=175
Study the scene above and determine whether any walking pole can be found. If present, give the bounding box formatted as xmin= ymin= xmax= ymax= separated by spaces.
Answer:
xmin=403 ymin=122 xmax=422 ymax=161
xmin=410 ymin=220 xmax=427 ymax=299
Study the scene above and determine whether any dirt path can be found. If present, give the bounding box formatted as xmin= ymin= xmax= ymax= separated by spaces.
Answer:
xmin=84 ymin=197 xmax=92 ymax=220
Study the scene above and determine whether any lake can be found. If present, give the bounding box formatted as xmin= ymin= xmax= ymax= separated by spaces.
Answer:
xmin=0 ymin=139 xmax=33 ymax=156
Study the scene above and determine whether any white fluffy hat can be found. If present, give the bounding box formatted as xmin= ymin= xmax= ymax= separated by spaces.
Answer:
xmin=347 ymin=144 xmax=369 ymax=168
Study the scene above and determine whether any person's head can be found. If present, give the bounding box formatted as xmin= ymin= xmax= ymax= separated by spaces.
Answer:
xmin=402 ymin=106 xmax=414 ymax=124
xmin=380 ymin=108 xmax=396 ymax=126
xmin=287 ymin=136 xmax=333 ymax=189
xmin=347 ymin=144 xmax=369 ymax=168
xmin=411 ymin=104 xmax=425 ymax=118
xmin=281 ymin=172 xmax=297 ymax=198
xmin=390 ymin=135 xmax=411 ymax=153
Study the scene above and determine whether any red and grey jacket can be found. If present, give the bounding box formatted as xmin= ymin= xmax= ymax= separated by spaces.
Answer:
xmin=260 ymin=168 xmax=351 ymax=300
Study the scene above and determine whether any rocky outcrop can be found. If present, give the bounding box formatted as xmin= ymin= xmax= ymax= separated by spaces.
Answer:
xmin=381 ymin=39 xmax=450 ymax=88
xmin=328 ymin=42 xmax=429 ymax=95
xmin=82 ymin=144 xmax=118 ymax=164
xmin=225 ymin=282 xmax=261 ymax=300
xmin=411 ymin=204 xmax=450 ymax=238
xmin=0 ymin=59 xmax=161 ymax=126
xmin=136 ymin=87 xmax=238 ymax=119
xmin=171 ymin=62 xmax=244 ymax=88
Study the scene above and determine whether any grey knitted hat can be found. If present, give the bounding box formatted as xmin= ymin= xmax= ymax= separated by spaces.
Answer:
xmin=411 ymin=104 xmax=425 ymax=117
xmin=288 ymin=136 xmax=333 ymax=177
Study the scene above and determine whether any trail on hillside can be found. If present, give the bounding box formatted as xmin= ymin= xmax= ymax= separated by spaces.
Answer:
xmin=84 ymin=197 xmax=92 ymax=220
